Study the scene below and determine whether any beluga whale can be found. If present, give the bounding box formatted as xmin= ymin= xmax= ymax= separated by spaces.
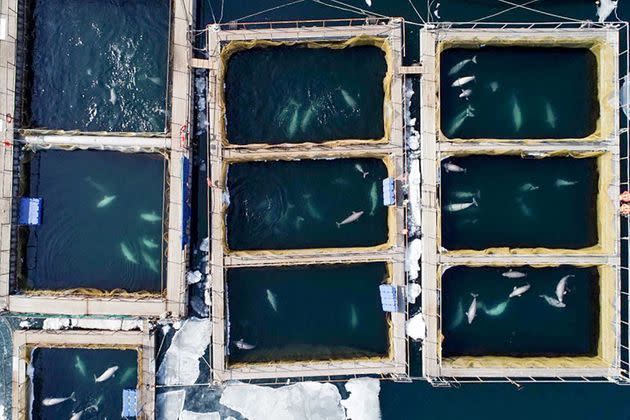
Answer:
xmin=466 ymin=293 xmax=478 ymax=324
xmin=555 ymin=274 xmax=573 ymax=303
xmin=509 ymin=284 xmax=531 ymax=298
xmin=336 ymin=211 xmax=364 ymax=227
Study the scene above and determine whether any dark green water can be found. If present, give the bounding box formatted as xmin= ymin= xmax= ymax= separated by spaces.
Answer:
xmin=440 ymin=47 xmax=598 ymax=139
xmin=441 ymin=155 xmax=598 ymax=250
xmin=19 ymin=150 xmax=165 ymax=292
xmin=226 ymin=263 xmax=389 ymax=363
xmin=226 ymin=158 xmax=388 ymax=250
xmin=442 ymin=265 xmax=599 ymax=357
xmin=224 ymin=45 xmax=386 ymax=144
xmin=26 ymin=0 xmax=169 ymax=132
xmin=31 ymin=347 xmax=137 ymax=419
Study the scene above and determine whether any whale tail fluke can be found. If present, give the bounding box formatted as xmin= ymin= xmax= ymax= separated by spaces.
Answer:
xmin=70 ymin=392 xmax=76 ymax=402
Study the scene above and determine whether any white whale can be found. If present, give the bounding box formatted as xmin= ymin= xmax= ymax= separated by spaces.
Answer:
xmin=466 ymin=293 xmax=478 ymax=324
xmin=445 ymin=198 xmax=477 ymax=212
xmin=502 ymin=269 xmax=526 ymax=279
xmin=120 ymin=242 xmax=138 ymax=264
xmin=96 ymin=195 xmax=116 ymax=208
xmin=94 ymin=366 xmax=118 ymax=383
xmin=336 ymin=210 xmax=364 ymax=227
xmin=540 ymin=294 xmax=566 ymax=308
xmin=509 ymin=284 xmax=530 ymax=298
xmin=266 ymin=289 xmax=278 ymax=312
xmin=556 ymin=274 xmax=573 ymax=303
xmin=451 ymin=75 xmax=475 ymax=87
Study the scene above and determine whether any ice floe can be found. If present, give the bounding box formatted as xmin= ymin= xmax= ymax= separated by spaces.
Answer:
xmin=157 ymin=317 xmax=211 ymax=386
xmin=341 ymin=378 xmax=381 ymax=420
xmin=156 ymin=390 xmax=186 ymax=420
xmin=408 ymin=159 xmax=421 ymax=237
xmin=187 ymin=270 xmax=203 ymax=285
xmin=597 ymin=0 xmax=618 ymax=22
xmin=180 ymin=410 xmax=220 ymax=420
xmin=406 ymin=311 xmax=426 ymax=341
xmin=220 ymin=382 xmax=345 ymax=420
xmin=406 ymin=282 xmax=421 ymax=305
xmin=405 ymin=238 xmax=421 ymax=281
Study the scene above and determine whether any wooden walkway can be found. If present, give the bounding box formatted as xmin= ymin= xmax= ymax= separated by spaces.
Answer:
xmin=208 ymin=19 xmax=409 ymax=382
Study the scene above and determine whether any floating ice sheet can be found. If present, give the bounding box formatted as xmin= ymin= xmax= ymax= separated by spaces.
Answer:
xmin=406 ymin=312 xmax=426 ymax=341
xmin=156 ymin=390 xmax=186 ymax=420
xmin=597 ymin=0 xmax=618 ymax=22
xmin=341 ymin=378 xmax=381 ymax=420
xmin=157 ymin=317 xmax=211 ymax=386
xmin=405 ymin=238 xmax=421 ymax=281
xmin=220 ymin=382 xmax=345 ymax=420
xmin=181 ymin=410 xmax=220 ymax=420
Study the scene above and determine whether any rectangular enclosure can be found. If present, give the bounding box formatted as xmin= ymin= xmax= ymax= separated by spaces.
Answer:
xmin=17 ymin=149 xmax=166 ymax=293
xmin=222 ymin=39 xmax=389 ymax=145
xmin=23 ymin=0 xmax=170 ymax=131
xmin=29 ymin=347 xmax=138 ymax=419
xmin=225 ymin=158 xmax=390 ymax=251
xmin=440 ymin=46 xmax=598 ymax=139
xmin=226 ymin=262 xmax=390 ymax=364
xmin=440 ymin=154 xmax=603 ymax=251
xmin=441 ymin=265 xmax=599 ymax=358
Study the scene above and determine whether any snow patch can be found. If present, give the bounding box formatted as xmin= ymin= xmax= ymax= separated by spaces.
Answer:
xmin=19 ymin=321 xmax=31 ymax=329
xmin=404 ymin=79 xmax=420 ymax=152
xmin=42 ymin=318 xmax=142 ymax=331
xmin=194 ymin=70 xmax=209 ymax=135
xmin=220 ymin=382 xmax=345 ymax=420
xmin=597 ymin=0 xmax=618 ymax=22
xmin=408 ymin=159 xmax=421 ymax=237
xmin=341 ymin=378 xmax=381 ymax=420
xmin=181 ymin=410 xmax=220 ymax=420
xmin=406 ymin=311 xmax=426 ymax=340
xmin=406 ymin=282 xmax=421 ymax=305
xmin=156 ymin=390 xmax=186 ymax=420
xmin=157 ymin=317 xmax=211 ymax=386
xmin=405 ymin=238 xmax=421 ymax=280
xmin=42 ymin=318 xmax=71 ymax=330
xmin=0 ymin=404 xmax=5 ymax=420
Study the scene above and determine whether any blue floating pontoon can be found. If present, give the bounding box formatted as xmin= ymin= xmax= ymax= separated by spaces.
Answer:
xmin=18 ymin=198 xmax=42 ymax=225
xmin=121 ymin=389 xmax=138 ymax=418
xmin=382 ymin=177 xmax=395 ymax=206
xmin=379 ymin=284 xmax=401 ymax=312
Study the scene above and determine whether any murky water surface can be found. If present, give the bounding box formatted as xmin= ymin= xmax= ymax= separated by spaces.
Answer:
xmin=20 ymin=150 xmax=165 ymax=292
xmin=441 ymin=155 xmax=598 ymax=250
xmin=227 ymin=263 xmax=390 ymax=363
xmin=440 ymin=47 xmax=598 ymax=139
xmin=224 ymin=45 xmax=386 ymax=144
xmin=226 ymin=158 xmax=388 ymax=250
xmin=31 ymin=347 xmax=137 ymax=419
xmin=442 ymin=265 xmax=599 ymax=357
xmin=27 ymin=0 xmax=169 ymax=131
